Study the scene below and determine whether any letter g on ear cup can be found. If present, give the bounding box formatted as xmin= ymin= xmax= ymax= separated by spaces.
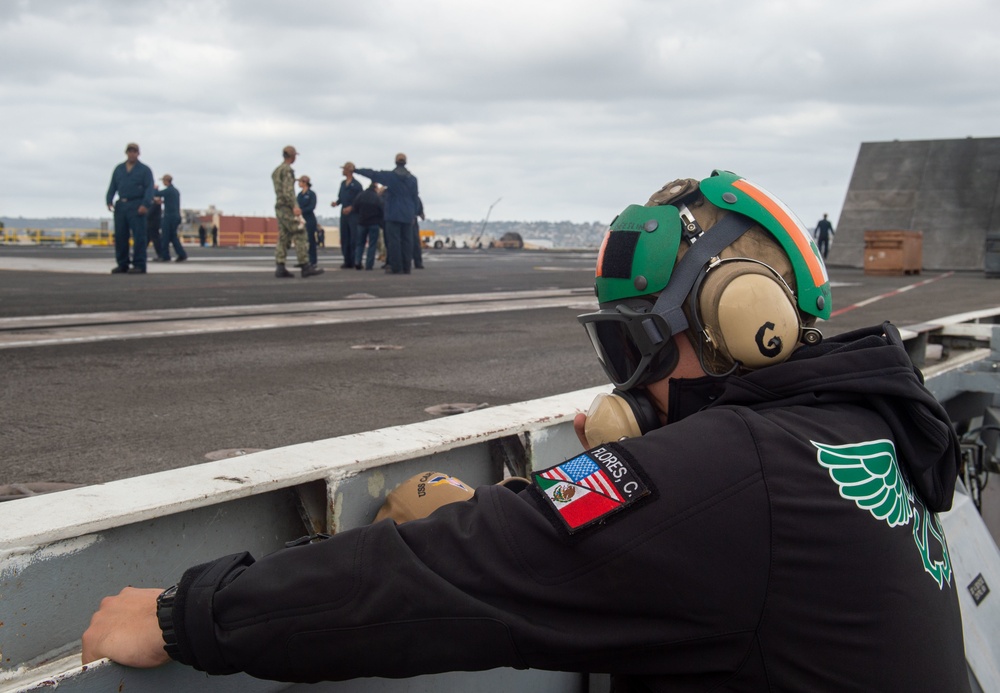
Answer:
xmin=697 ymin=261 xmax=801 ymax=369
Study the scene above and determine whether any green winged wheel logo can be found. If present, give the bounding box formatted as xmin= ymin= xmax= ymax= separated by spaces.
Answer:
xmin=812 ymin=439 xmax=952 ymax=589
xmin=813 ymin=439 xmax=913 ymax=527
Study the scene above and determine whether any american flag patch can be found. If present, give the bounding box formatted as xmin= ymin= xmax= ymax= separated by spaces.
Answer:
xmin=533 ymin=445 xmax=650 ymax=534
xmin=540 ymin=455 xmax=623 ymax=501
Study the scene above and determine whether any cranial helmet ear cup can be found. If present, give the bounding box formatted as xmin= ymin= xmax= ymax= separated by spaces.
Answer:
xmin=583 ymin=390 xmax=660 ymax=448
xmin=697 ymin=261 xmax=801 ymax=370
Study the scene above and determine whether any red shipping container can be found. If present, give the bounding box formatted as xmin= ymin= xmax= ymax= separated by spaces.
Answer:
xmin=218 ymin=216 xmax=243 ymax=247
xmin=264 ymin=217 xmax=279 ymax=245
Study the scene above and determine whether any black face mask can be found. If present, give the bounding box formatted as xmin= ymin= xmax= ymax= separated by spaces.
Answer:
xmin=581 ymin=374 xmax=730 ymax=448
xmin=666 ymin=374 xmax=730 ymax=424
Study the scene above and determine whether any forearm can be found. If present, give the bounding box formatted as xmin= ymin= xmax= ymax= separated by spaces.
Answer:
xmin=353 ymin=169 xmax=388 ymax=188
xmin=166 ymin=472 xmax=763 ymax=683
xmin=107 ymin=171 xmax=119 ymax=206
xmin=142 ymin=169 xmax=155 ymax=207
xmin=171 ymin=519 xmax=525 ymax=682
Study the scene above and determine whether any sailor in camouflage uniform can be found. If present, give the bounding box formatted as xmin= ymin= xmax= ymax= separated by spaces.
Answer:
xmin=273 ymin=145 xmax=322 ymax=278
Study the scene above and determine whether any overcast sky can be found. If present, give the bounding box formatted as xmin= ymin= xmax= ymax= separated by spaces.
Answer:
xmin=2 ymin=0 xmax=998 ymax=226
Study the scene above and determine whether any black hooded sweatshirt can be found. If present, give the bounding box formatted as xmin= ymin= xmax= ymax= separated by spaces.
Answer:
xmin=167 ymin=324 xmax=969 ymax=691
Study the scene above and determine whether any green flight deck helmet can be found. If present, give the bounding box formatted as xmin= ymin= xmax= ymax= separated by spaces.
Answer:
xmin=578 ymin=170 xmax=831 ymax=387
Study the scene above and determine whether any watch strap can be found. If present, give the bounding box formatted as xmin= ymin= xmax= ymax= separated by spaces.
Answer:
xmin=156 ymin=584 xmax=183 ymax=660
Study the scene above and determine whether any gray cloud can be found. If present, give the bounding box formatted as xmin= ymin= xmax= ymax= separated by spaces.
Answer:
xmin=1 ymin=0 xmax=998 ymax=226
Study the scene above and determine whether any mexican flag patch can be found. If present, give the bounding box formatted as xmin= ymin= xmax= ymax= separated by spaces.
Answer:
xmin=533 ymin=445 xmax=650 ymax=534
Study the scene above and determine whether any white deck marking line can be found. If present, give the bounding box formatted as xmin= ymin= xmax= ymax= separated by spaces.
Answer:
xmin=828 ymin=272 xmax=954 ymax=318
xmin=0 ymin=289 xmax=590 ymax=330
xmin=0 ymin=295 xmax=598 ymax=349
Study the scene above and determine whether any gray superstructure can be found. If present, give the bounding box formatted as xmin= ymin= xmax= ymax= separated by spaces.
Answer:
xmin=833 ymin=136 xmax=1000 ymax=270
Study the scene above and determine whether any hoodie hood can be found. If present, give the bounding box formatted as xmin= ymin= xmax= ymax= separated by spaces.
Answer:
xmin=708 ymin=322 xmax=960 ymax=512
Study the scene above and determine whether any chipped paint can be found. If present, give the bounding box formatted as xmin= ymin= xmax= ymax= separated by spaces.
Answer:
xmin=529 ymin=427 xmax=551 ymax=443
xmin=367 ymin=471 xmax=386 ymax=498
xmin=425 ymin=403 xmax=489 ymax=416
xmin=0 ymin=651 xmax=100 ymax=688
xmin=0 ymin=664 xmax=29 ymax=684
xmin=203 ymin=448 xmax=264 ymax=461
xmin=212 ymin=476 xmax=249 ymax=484
xmin=0 ymin=535 xmax=102 ymax=579
xmin=332 ymin=489 xmax=345 ymax=533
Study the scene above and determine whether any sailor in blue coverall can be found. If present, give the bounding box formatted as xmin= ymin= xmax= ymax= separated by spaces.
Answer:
xmin=105 ymin=143 xmax=155 ymax=274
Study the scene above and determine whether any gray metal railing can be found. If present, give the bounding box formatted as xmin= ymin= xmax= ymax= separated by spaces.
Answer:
xmin=1 ymin=387 xmax=607 ymax=692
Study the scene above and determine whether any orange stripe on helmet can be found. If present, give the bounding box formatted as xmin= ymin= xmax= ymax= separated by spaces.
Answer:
xmin=595 ymin=230 xmax=611 ymax=277
xmin=732 ymin=178 xmax=828 ymax=286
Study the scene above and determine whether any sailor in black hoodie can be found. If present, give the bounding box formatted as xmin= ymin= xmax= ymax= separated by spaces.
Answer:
xmin=84 ymin=171 xmax=969 ymax=692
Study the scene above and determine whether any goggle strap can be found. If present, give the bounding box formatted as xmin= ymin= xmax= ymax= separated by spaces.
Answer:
xmin=650 ymin=212 xmax=756 ymax=337
xmin=641 ymin=317 xmax=665 ymax=346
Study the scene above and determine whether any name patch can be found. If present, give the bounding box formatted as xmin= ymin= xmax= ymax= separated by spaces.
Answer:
xmin=533 ymin=445 xmax=650 ymax=534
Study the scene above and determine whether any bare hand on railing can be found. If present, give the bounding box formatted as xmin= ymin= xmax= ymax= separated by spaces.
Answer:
xmin=573 ymin=413 xmax=589 ymax=449
xmin=82 ymin=587 xmax=170 ymax=668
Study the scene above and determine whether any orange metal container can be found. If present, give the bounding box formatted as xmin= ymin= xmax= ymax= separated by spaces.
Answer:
xmin=264 ymin=217 xmax=279 ymax=245
xmin=218 ymin=216 xmax=243 ymax=247
xmin=864 ymin=230 xmax=923 ymax=275
xmin=205 ymin=215 xmax=283 ymax=247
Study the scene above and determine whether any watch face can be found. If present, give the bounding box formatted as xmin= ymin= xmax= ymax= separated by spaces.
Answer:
xmin=157 ymin=584 xmax=178 ymax=605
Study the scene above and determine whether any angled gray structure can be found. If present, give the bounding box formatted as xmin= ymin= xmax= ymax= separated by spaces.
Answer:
xmin=831 ymin=137 xmax=1000 ymax=270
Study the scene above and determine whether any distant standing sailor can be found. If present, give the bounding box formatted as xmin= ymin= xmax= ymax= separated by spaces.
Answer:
xmin=105 ymin=142 xmax=155 ymax=274
xmin=296 ymin=175 xmax=320 ymax=267
xmin=158 ymin=174 xmax=188 ymax=263
xmin=814 ymin=213 xmax=835 ymax=260
xmin=331 ymin=162 xmax=363 ymax=270
xmin=355 ymin=153 xmax=419 ymax=275
xmin=273 ymin=145 xmax=322 ymax=278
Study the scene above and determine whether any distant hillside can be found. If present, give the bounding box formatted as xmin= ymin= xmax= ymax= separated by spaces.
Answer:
xmin=2 ymin=216 xmax=607 ymax=248
xmin=316 ymin=217 xmax=606 ymax=248
xmin=423 ymin=219 xmax=606 ymax=249
xmin=1 ymin=216 xmax=109 ymax=229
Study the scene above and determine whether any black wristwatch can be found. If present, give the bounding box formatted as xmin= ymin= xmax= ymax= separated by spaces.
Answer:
xmin=155 ymin=584 xmax=183 ymax=660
